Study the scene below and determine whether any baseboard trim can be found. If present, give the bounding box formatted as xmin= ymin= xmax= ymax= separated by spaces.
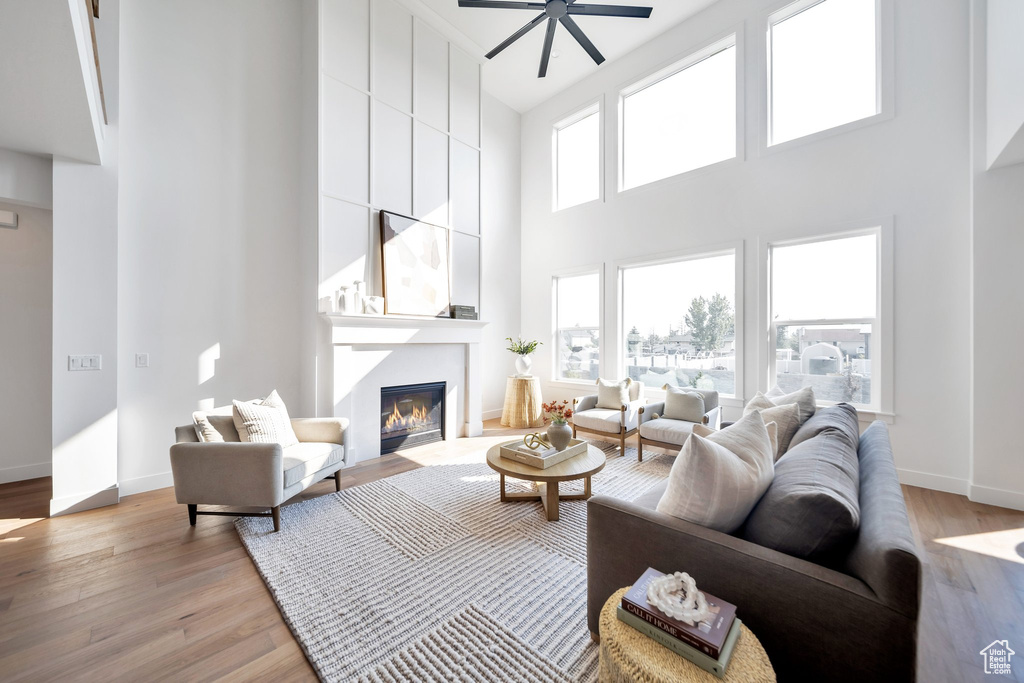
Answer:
xmin=968 ymin=483 xmax=1024 ymax=512
xmin=482 ymin=409 xmax=503 ymax=421
xmin=897 ymin=468 xmax=969 ymax=496
xmin=50 ymin=484 xmax=119 ymax=517
xmin=119 ymin=471 xmax=175 ymax=497
xmin=0 ymin=461 xmax=51 ymax=484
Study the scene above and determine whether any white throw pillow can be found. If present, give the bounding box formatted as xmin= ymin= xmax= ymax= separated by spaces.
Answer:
xmin=596 ymin=377 xmax=632 ymax=410
xmin=662 ymin=385 xmax=706 ymax=423
xmin=232 ymin=390 xmax=299 ymax=447
xmin=744 ymin=393 xmax=801 ymax=458
xmin=656 ymin=411 xmax=775 ymax=533
xmin=694 ymin=420 xmax=778 ymax=458
xmin=765 ymin=385 xmax=817 ymax=423
xmin=193 ymin=405 xmax=239 ymax=443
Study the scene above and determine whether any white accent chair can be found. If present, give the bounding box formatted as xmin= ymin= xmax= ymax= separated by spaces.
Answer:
xmin=571 ymin=382 xmax=646 ymax=459
xmin=636 ymin=388 xmax=720 ymax=461
xmin=170 ymin=415 xmax=349 ymax=532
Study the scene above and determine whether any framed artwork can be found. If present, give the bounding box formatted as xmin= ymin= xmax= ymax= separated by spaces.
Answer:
xmin=379 ymin=211 xmax=451 ymax=317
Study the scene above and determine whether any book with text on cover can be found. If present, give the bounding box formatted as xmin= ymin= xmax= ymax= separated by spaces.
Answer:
xmin=616 ymin=606 xmax=742 ymax=679
xmin=621 ymin=567 xmax=737 ymax=659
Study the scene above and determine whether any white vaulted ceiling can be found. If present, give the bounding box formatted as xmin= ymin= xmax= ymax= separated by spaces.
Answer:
xmin=411 ymin=0 xmax=720 ymax=112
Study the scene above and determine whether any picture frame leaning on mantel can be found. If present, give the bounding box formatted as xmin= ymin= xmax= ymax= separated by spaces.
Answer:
xmin=379 ymin=210 xmax=452 ymax=318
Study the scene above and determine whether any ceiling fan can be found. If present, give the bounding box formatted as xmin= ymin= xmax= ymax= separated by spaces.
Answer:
xmin=458 ymin=0 xmax=654 ymax=78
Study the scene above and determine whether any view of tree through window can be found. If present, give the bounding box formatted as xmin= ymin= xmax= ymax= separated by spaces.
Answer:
xmin=621 ymin=253 xmax=736 ymax=396
xmin=555 ymin=272 xmax=601 ymax=381
xmin=771 ymin=232 xmax=878 ymax=406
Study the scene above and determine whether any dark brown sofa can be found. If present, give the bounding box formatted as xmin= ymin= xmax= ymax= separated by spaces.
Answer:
xmin=587 ymin=422 xmax=921 ymax=681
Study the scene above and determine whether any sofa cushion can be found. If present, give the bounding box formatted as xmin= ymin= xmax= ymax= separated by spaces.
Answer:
xmin=662 ymin=385 xmax=705 ymax=422
xmin=789 ymin=402 xmax=860 ymax=451
xmin=193 ymin=405 xmax=241 ymax=443
xmin=574 ymin=408 xmax=628 ymax=433
xmin=639 ymin=417 xmax=697 ymax=445
xmin=765 ymin=385 xmax=817 ymax=423
xmin=233 ymin=390 xmax=299 ymax=447
xmin=743 ymin=430 xmax=860 ymax=561
xmin=283 ymin=442 xmax=345 ymax=488
xmin=656 ymin=411 xmax=775 ymax=533
xmin=596 ymin=377 xmax=633 ymax=410
xmin=744 ymin=395 xmax=801 ymax=458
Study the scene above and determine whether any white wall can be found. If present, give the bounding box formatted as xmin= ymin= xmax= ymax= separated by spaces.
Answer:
xmin=0 ymin=149 xmax=52 ymax=209
xmin=481 ymin=93 xmax=522 ymax=416
xmin=520 ymin=0 xmax=973 ymax=491
xmin=970 ymin=0 xmax=1024 ymax=511
xmin=985 ymin=0 xmax=1024 ymax=169
xmin=117 ymin=0 xmax=308 ymax=494
xmin=49 ymin=0 xmax=120 ymax=515
xmin=0 ymin=201 xmax=52 ymax=484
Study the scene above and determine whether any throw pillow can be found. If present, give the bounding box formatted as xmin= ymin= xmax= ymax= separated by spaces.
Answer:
xmin=743 ymin=429 xmax=861 ymax=561
xmin=789 ymin=402 xmax=860 ymax=451
xmin=232 ymin=390 xmax=299 ymax=447
xmin=662 ymin=385 xmax=706 ymax=422
xmin=765 ymin=385 xmax=817 ymax=423
xmin=694 ymin=420 xmax=779 ymax=459
xmin=656 ymin=411 xmax=775 ymax=533
xmin=744 ymin=394 xmax=802 ymax=458
xmin=193 ymin=405 xmax=241 ymax=443
xmin=596 ymin=377 xmax=632 ymax=410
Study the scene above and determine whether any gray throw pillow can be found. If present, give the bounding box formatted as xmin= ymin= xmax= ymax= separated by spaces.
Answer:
xmin=742 ymin=430 xmax=860 ymax=560
xmin=789 ymin=403 xmax=860 ymax=451
xmin=662 ymin=385 xmax=706 ymax=422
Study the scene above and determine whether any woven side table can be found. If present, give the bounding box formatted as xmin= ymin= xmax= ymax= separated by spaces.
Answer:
xmin=500 ymin=376 xmax=544 ymax=429
xmin=598 ymin=587 xmax=776 ymax=683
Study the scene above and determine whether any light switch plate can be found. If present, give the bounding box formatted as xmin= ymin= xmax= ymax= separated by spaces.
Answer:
xmin=0 ymin=209 xmax=16 ymax=229
xmin=135 ymin=353 xmax=150 ymax=368
xmin=68 ymin=354 xmax=102 ymax=371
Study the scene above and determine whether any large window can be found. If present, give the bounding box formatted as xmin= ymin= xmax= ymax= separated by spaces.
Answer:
xmin=554 ymin=272 xmax=601 ymax=381
xmin=621 ymin=251 xmax=737 ymax=397
xmin=768 ymin=0 xmax=878 ymax=146
xmin=553 ymin=104 xmax=601 ymax=210
xmin=621 ymin=37 xmax=736 ymax=190
xmin=770 ymin=231 xmax=879 ymax=407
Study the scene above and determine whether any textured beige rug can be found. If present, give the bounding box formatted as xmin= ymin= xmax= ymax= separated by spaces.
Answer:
xmin=236 ymin=441 xmax=672 ymax=682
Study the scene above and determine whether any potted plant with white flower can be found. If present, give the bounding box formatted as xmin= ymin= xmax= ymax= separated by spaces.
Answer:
xmin=506 ymin=336 xmax=541 ymax=377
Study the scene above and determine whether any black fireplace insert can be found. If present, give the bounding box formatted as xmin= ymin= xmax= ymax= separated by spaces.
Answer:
xmin=380 ymin=382 xmax=446 ymax=454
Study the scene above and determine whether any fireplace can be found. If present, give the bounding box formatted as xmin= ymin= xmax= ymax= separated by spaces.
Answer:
xmin=380 ymin=382 xmax=446 ymax=454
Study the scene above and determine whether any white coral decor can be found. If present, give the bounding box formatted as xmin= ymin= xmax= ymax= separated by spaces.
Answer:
xmin=646 ymin=572 xmax=711 ymax=625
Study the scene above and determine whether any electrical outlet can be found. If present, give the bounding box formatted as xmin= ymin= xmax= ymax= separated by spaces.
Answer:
xmin=135 ymin=353 xmax=150 ymax=368
xmin=68 ymin=354 xmax=102 ymax=371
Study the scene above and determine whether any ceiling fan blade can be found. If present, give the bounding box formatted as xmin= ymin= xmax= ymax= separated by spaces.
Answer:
xmin=485 ymin=12 xmax=548 ymax=59
xmin=559 ymin=14 xmax=605 ymax=65
xmin=567 ymin=4 xmax=653 ymax=18
xmin=458 ymin=1 xmax=545 ymax=9
xmin=538 ymin=17 xmax=558 ymax=78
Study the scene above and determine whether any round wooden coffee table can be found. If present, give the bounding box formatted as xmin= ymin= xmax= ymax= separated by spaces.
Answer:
xmin=485 ymin=443 xmax=606 ymax=521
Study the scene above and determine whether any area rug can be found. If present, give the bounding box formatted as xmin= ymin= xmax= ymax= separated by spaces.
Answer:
xmin=236 ymin=442 xmax=673 ymax=682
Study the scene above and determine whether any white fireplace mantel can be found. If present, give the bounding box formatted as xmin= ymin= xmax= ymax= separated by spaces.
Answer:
xmin=323 ymin=314 xmax=489 ymax=461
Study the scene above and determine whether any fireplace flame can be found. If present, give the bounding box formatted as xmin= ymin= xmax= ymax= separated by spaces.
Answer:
xmin=384 ymin=401 xmax=431 ymax=432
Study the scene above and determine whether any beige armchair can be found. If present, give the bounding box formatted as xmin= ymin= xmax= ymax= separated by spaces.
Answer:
xmin=170 ymin=414 xmax=349 ymax=532
xmin=571 ymin=382 xmax=645 ymax=458
xmin=636 ymin=388 xmax=719 ymax=461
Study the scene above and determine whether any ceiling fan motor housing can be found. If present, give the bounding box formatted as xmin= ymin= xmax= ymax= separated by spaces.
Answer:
xmin=546 ymin=1 xmax=568 ymax=18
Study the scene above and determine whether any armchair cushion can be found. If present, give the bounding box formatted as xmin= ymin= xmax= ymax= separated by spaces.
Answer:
xmin=662 ymin=385 xmax=705 ymax=422
xmin=283 ymin=442 xmax=345 ymax=488
xmin=574 ymin=408 xmax=637 ymax=433
xmin=638 ymin=417 xmax=697 ymax=445
xmin=596 ymin=377 xmax=632 ymax=410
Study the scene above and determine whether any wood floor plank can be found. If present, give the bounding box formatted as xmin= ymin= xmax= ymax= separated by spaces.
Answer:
xmin=1 ymin=421 xmax=1022 ymax=681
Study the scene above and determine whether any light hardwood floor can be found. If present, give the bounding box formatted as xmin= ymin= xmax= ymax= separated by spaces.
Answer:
xmin=1 ymin=422 xmax=1022 ymax=681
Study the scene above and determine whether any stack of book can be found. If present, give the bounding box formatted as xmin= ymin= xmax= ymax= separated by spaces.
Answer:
xmin=618 ymin=568 xmax=741 ymax=679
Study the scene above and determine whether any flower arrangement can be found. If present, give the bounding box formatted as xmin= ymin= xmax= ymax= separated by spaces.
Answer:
xmin=542 ymin=399 xmax=573 ymax=425
xmin=506 ymin=336 xmax=541 ymax=356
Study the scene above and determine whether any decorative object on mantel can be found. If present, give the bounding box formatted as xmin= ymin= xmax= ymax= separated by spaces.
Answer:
xmin=337 ymin=285 xmax=356 ymax=315
xmin=543 ymin=399 xmax=574 ymax=451
xmin=380 ymin=211 xmax=451 ymax=317
xmin=506 ymin=336 xmax=541 ymax=377
xmin=450 ymin=304 xmax=478 ymax=320
xmin=319 ymin=296 xmax=336 ymax=314
xmin=363 ymin=296 xmax=385 ymax=315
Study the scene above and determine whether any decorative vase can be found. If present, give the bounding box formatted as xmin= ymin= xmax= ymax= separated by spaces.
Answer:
xmin=515 ymin=354 xmax=532 ymax=377
xmin=547 ymin=421 xmax=572 ymax=451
